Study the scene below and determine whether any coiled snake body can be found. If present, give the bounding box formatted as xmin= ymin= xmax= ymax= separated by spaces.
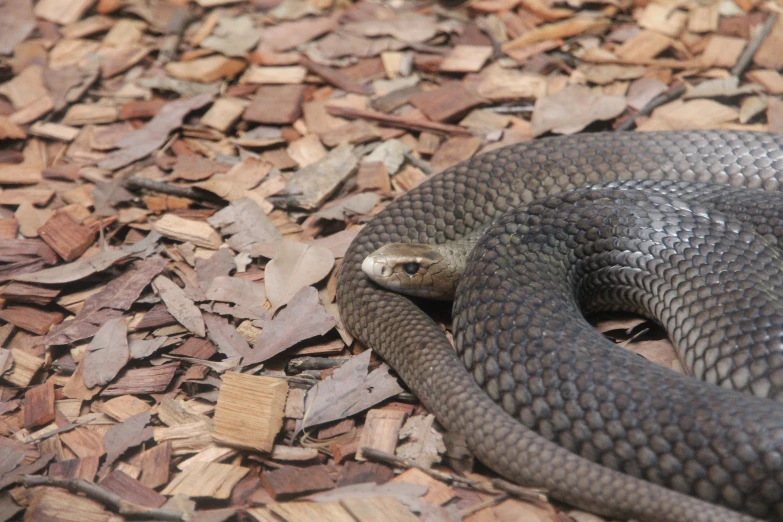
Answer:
xmin=336 ymin=131 xmax=783 ymax=522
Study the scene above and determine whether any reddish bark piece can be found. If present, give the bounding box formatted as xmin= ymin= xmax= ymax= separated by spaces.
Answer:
xmin=337 ymin=461 xmax=395 ymax=487
xmin=244 ymin=85 xmax=306 ymax=125
xmin=0 ymin=239 xmax=58 ymax=265
xmin=0 ymin=218 xmax=18 ymax=239
xmin=101 ymin=363 xmax=179 ymax=396
xmin=37 ymin=211 xmax=96 ymax=262
xmin=49 ymin=456 xmax=100 ymax=481
xmin=261 ymin=465 xmax=335 ymax=499
xmin=23 ymin=380 xmax=55 ymax=429
xmin=170 ymin=337 xmax=217 ymax=359
xmin=0 ymin=282 xmax=59 ymax=306
xmin=135 ymin=303 xmax=177 ymax=330
xmin=409 ymin=83 xmax=484 ymax=122
xmin=100 ymin=469 xmax=166 ymax=508
xmin=120 ymin=99 xmax=167 ymax=120
xmin=0 ymin=305 xmax=64 ymax=335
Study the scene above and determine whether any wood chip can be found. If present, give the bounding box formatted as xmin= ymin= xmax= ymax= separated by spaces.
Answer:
xmin=162 ymin=462 xmax=249 ymax=498
xmin=23 ymin=380 xmax=55 ymax=429
xmin=439 ymin=45 xmax=493 ymax=73
xmin=409 ymin=83 xmax=484 ymax=122
xmin=261 ymin=465 xmax=335 ymax=499
xmin=356 ymin=409 xmax=408 ymax=461
xmin=154 ymin=214 xmax=222 ymax=250
xmin=245 ymin=85 xmax=306 ymax=125
xmin=212 ymin=373 xmax=288 ymax=452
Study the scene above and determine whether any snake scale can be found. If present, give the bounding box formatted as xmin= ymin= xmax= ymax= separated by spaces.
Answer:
xmin=336 ymin=131 xmax=783 ymax=522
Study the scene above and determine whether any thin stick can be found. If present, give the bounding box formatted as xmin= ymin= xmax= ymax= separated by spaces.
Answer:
xmin=326 ymin=106 xmax=473 ymax=137
xmin=361 ymin=447 xmax=548 ymax=504
xmin=12 ymin=475 xmax=184 ymax=520
xmin=123 ymin=176 xmax=223 ymax=204
xmin=615 ymin=84 xmax=686 ymax=131
xmin=732 ymin=13 xmax=778 ymax=78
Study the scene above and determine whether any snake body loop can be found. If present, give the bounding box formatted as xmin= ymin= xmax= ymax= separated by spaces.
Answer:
xmin=337 ymin=131 xmax=783 ymax=522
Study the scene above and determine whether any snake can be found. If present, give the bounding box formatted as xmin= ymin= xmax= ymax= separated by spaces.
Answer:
xmin=336 ymin=131 xmax=783 ymax=522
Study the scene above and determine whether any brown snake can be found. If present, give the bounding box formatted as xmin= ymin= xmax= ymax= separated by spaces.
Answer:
xmin=336 ymin=131 xmax=783 ymax=522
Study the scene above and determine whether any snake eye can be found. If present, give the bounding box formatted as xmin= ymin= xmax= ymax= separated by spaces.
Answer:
xmin=402 ymin=262 xmax=420 ymax=275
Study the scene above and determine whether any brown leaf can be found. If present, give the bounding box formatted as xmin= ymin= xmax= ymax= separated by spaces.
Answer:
xmin=302 ymin=349 xmax=404 ymax=429
xmin=243 ymin=286 xmax=335 ymax=366
xmin=530 ymin=85 xmax=627 ymax=136
xmin=129 ymin=337 xmax=168 ymax=359
xmin=204 ymin=312 xmax=253 ymax=359
xmin=97 ymin=92 xmax=216 ymax=171
xmin=207 ymin=198 xmax=282 ymax=254
xmin=13 ymin=249 xmax=129 ymax=285
xmin=204 ymin=276 xmax=269 ymax=320
xmin=396 ymin=414 xmax=445 ymax=469
xmin=264 ymin=240 xmax=334 ymax=311
xmin=0 ymin=0 xmax=35 ymax=55
xmin=153 ymin=275 xmax=206 ymax=337
xmin=93 ymin=181 xmax=135 ymax=217
xmin=82 ymin=317 xmax=129 ymax=389
xmin=46 ymin=258 xmax=167 ymax=346
xmin=99 ymin=411 xmax=154 ymax=475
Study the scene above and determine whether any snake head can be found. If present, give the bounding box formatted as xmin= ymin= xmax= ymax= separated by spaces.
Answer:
xmin=361 ymin=243 xmax=457 ymax=300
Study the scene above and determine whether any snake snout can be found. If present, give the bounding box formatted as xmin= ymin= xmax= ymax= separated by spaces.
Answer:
xmin=361 ymin=256 xmax=389 ymax=278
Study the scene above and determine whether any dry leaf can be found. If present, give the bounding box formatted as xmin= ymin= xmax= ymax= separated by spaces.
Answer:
xmin=396 ymin=414 xmax=445 ymax=469
xmin=14 ymin=250 xmax=129 ymax=285
xmin=201 ymin=15 xmax=261 ymax=57
xmin=46 ymin=258 xmax=167 ymax=346
xmin=0 ymin=0 xmax=35 ymax=55
xmin=153 ymin=275 xmax=206 ymax=337
xmin=204 ymin=312 xmax=253 ymax=359
xmin=302 ymin=350 xmax=404 ymax=429
xmin=82 ymin=317 xmax=130 ymax=389
xmin=264 ymin=240 xmax=334 ymax=311
xmin=129 ymin=337 xmax=168 ymax=359
xmin=204 ymin=276 xmax=268 ymax=320
xmin=98 ymin=92 xmax=215 ymax=171
xmin=344 ymin=13 xmax=440 ymax=43
xmin=207 ymin=198 xmax=282 ymax=254
xmin=531 ymin=85 xmax=627 ymax=136
xmin=100 ymin=411 xmax=154 ymax=474
xmin=243 ymin=286 xmax=336 ymax=366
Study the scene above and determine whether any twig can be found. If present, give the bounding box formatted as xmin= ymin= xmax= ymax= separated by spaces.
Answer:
xmin=732 ymin=13 xmax=778 ymax=78
xmin=12 ymin=475 xmax=184 ymax=520
xmin=300 ymin=56 xmax=373 ymax=95
xmin=362 ymin=448 xmax=497 ymax=492
xmin=615 ymin=84 xmax=686 ymax=131
xmin=404 ymin=152 xmax=433 ymax=175
xmin=326 ymin=106 xmax=473 ymax=137
xmin=123 ymin=176 xmax=223 ymax=204
xmin=491 ymin=478 xmax=549 ymax=506
xmin=361 ymin=447 xmax=548 ymax=504
xmin=459 ymin=493 xmax=510 ymax=517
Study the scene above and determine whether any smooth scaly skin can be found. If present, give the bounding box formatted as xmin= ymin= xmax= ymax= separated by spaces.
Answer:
xmin=336 ymin=131 xmax=783 ymax=522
